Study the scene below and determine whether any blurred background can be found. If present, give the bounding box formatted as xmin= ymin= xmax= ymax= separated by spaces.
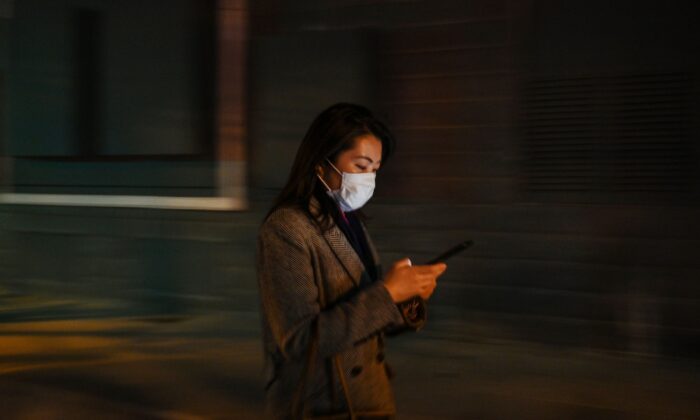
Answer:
xmin=1 ymin=0 xmax=699 ymax=418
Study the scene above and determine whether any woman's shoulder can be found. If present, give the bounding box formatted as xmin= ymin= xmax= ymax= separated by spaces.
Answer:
xmin=260 ymin=204 xmax=317 ymax=238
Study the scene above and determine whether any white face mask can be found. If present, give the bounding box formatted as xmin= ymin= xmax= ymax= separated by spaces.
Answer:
xmin=316 ymin=158 xmax=376 ymax=212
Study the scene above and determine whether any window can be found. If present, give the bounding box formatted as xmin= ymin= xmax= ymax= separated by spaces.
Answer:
xmin=0 ymin=0 xmax=248 ymax=210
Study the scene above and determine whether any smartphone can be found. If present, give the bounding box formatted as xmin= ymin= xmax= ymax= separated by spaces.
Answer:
xmin=424 ymin=240 xmax=473 ymax=264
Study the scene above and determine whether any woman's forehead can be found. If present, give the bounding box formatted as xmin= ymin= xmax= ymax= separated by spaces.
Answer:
xmin=349 ymin=134 xmax=382 ymax=161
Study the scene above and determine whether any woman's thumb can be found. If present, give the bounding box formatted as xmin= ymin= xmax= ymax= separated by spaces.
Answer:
xmin=395 ymin=257 xmax=412 ymax=268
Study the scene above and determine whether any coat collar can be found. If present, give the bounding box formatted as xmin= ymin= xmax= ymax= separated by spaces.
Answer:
xmin=308 ymin=195 xmax=380 ymax=287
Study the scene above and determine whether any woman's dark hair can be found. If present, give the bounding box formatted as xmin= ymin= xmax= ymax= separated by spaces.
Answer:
xmin=263 ymin=102 xmax=396 ymax=232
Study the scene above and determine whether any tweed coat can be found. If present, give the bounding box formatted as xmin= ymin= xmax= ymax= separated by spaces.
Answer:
xmin=256 ymin=195 xmax=425 ymax=419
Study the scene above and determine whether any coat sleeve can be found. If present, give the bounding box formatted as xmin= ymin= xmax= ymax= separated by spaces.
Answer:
xmin=257 ymin=218 xmax=407 ymax=361
xmin=384 ymin=297 xmax=427 ymax=336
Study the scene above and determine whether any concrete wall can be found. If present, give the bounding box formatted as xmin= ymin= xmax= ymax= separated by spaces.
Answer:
xmin=1 ymin=0 xmax=699 ymax=360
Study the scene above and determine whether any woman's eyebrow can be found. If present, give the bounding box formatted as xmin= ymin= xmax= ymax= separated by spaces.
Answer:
xmin=355 ymin=155 xmax=381 ymax=164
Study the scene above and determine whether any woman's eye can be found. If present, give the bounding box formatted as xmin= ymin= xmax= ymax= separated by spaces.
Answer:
xmin=356 ymin=165 xmax=367 ymax=170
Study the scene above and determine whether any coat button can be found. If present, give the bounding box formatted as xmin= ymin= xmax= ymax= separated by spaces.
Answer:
xmin=350 ymin=365 xmax=363 ymax=377
xmin=376 ymin=352 xmax=385 ymax=363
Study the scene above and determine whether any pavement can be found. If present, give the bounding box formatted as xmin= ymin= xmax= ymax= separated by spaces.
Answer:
xmin=0 ymin=291 xmax=699 ymax=419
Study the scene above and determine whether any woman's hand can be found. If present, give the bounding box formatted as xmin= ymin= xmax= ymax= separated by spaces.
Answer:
xmin=381 ymin=258 xmax=447 ymax=303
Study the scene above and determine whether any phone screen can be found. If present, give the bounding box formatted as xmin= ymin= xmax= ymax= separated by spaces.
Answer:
xmin=425 ymin=240 xmax=473 ymax=264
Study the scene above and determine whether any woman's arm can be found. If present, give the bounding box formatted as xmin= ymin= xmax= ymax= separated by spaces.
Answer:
xmin=257 ymin=218 xmax=406 ymax=361
xmin=369 ymin=263 xmax=427 ymax=335
xmin=384 ymin=297 xmax=427 ymax=336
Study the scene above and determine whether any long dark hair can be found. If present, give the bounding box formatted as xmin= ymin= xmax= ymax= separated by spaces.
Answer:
xmin=263 ymin=102 xmax=396 ymax=233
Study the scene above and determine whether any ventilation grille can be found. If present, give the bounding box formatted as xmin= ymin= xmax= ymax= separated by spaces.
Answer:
xmin=520 ymin=73 xmax=697 ymax=199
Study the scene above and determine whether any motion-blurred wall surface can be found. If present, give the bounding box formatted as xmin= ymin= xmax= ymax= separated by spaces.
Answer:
xmin=0 ymin=0 xmax=698 ymax=418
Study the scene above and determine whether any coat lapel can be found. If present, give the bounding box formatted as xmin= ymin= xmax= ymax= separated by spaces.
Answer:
xmin=309 ymin=195 xmax=369 ymax=288
xmin=322 ymin=225 xmax=366 ymax=288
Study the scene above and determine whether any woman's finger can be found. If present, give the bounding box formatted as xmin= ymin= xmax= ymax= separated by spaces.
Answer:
xmin=394 ymin=258 xmax=412 ymax=269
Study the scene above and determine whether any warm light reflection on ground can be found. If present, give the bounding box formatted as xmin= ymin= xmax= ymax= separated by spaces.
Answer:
xmin=0 ymin=294 xmax=698 ymax=419
xmin=0 ymin=304 xmax=265 ymax=419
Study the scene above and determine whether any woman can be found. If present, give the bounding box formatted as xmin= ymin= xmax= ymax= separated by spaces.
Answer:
xmin=256 ymin=103 xmax=447 ymax=419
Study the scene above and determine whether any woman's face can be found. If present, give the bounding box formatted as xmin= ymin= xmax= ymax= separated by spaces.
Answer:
xmin=317 ymin=134 xmax=383 ymax=191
